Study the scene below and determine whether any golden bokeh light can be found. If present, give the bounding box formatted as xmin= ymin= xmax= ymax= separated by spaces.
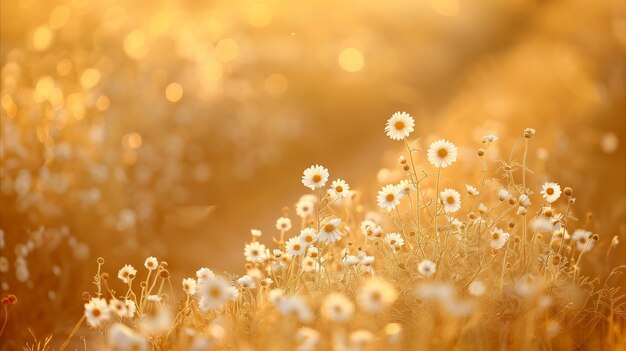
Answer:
xmin=165 ymin=82 xmax=184 ymax=102
xmin=32 ymin=26 xmax=53 ymax=51
xmin=247 ymin=3 xmax=273 ymax=28
xmin=215 ymin=38 xmax=239 ymax=62
xmin=264 ymin=74 xmax=288 ymax=96
xmin=49 ymin=5 xmax=70 ymax=29
xmin=338 ymin=47 xmax=365 ymax=72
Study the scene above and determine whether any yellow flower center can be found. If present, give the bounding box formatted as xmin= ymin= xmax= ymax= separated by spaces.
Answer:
xmin=324 ymin=224 xmax=334 ymax=233
xmin=446 ymin=196 xmax=455 ymax=204
xmin=336 ymin=186 xmax=343 ymax=193
xmin=547 ymin=188 xmax=554 ymax=195
xmin=492 ymin=233 xmax=500 ymax=240
xmin=210 ymin=287 xmax=222 ymax=298
xmin=386 ymin=194 xmax=395 ymax=202
xmin=312 ymin=174 xmax=321 ymax=183
xmin=294 ymin=244 xmax=301 ymax=251
xmin=92 ymin=308 xmax=101 ymax=317
xmin=394 ymin=121 xmax=405 ymax=130
xmin=438 ymin=148 xmax=448 ymax=158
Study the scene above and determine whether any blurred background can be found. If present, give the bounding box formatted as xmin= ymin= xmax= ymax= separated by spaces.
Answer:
xmin=1 ymin=0 xmax=625 ymax=347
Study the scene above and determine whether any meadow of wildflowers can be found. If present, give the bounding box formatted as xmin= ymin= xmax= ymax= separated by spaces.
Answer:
xmin=2 ymin=1 xmax=626 ymax=350
xmin=11 ymin=112 xmax=619 ymax=350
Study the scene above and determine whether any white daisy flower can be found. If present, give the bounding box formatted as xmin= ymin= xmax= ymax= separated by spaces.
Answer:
xmin=321 ymin=293 xmax=354 ymax=322
xmin=237 ymin=275 xmax=256 ymax=289
xmin=109 ymin=298 xmax=128 ymax=318
xmin=109 ymin=323 xmax=148 ymax=351
xmin=118 ymin=264 xmax=137 ymax=284
xmin=385 ymin=111 xmax=415 ymax=140
xmin=144 ymin=257 xmax=158 ymax=271
xmin=84 ymin=297 xmax=111 ymax=327
xmin=360 ymin=255 xmax=375 ymax=267
xmin=519 ymin=194 xmax=531 ymax=207
xmin=418 ymin=259 xmax=436 ymax=277
xmin=302 ymin=165 xmax=329 ymax=190
xmin=296 ymin=200 xmax=315 ymax=218
xmin=517 ymin=206 xmax=528 ymax=215
xmin=572 ymin=229 xmax=594 ymax=252
xmin=244 ymin=241 xmax=268 ymax=263
xmin=198 ymin=276 xmax=237 ymax=312
xmin=397 ymin=179 xmax=415 ymax=195
xmin=350 ymin=330 xmax=375 ymax=346
xmin=318 ymin=218 xmax=342 ymax=244
xmin=250 ymin=229 xmax=262 ymax=237
xmin=514 ymin=273 xmax=540 ymax=297
xmin=124 ymin=300 xmax=136 ymax=318
xmin=182 ymin=278 xmax=198 ymax=295
xmin=482 ymin=135 xmax=498 ymax=143
xmin=468 ymin=280 xmax=486 ymax=297
xmin=306 ymin=247 xmax=320 ymax=259
xmin=358 ymin=278 xmax=398 ymax=313
xmin=276 ymin=217 xmax=292 ymax=232
xmin=342 ymin=255 xmax=360 ymax=266
xmin=384 ymin=233 xmax=404 ymax=250
xmin=286 ymin=236 xmax=307 ymax=257
xmin=147 ymin=295 xmax=161 ymax=302
xmin=440 ymin=188 xmax=461 ymax=213
xmin=498 ymin=188 xmax=512 ymax=201
xmin=360 ymin=220 xmax=383 ymax=239
xmin=465 ymin=184 xmax=479 ymax=196
xmin=377 ymin=184 xmax=402 ymax=212
xmin=330 ymin=179 xmax=350 ymax=198
xmin=524 ymin=128 xmax=536 ymax=138
xmin=259 ymin=277 xmax=273 ymax=288
xmin=490 ymin=228 xmax=510 ymax=250
xmin=298 ymin=227 xmax=318 ymax=246
xmin=541 ymin=182 xmax=562 ymax=203
xmin=427 ymin=139 xmax=458 ymax=168
xmin=196 ymin=267 xmax=215 ymax=281
xmin=301 ymin=257 xmax=321 ymax=273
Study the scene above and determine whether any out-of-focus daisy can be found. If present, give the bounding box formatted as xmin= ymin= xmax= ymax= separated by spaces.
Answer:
xmin=397 ymin=179 xmax=415 ymax=195
xmin=358 ymin=278 xmax=398 ymax=313
xmin=360 ymin=255 xmax=375 ymax=267
xmin=490 ymin=228 xmax=510 ymax=250
xmin=360 ymin=220 xmax=382 ymax=239
xmin=321 ymin=293 xmax=354 ymax=322
xmin=84 ymin=297 xmax=111 ymax=327
xmin=296 ymin=327 xmax=320 ymax=351
xmin=182 ymin=278 xmax=198 ymax=295
xmin=244 ymin=241 xmax=267 ymax=263
xmin=276 ymin=217 xmax=292 ymax=232
xmin=385 ymin=111 xmax=415 ymax=140
xmin=418 ymin=259 xmax=436 ymax=277
xmin=250 ymin=229 xmax=262 ymax=237
xmin=302 ymin=165 xmax=329 ymax=190
xmin=109 ymin=298 xmax=128 ymax=318
xmin=259 ymin=277 xmax=274 ymax=288
xmin=514 ymin=273 xmax=540 ymax=297
xmin=307 ymin=247 xmax=320 ymax=259
xmin=541 ymin=182 xmax=562 ymax=203
xmin=318 ymin=218 xmax=342 ymax=244
xmin=198 ymin=276 xmax=238 ymax=312
xmin=468 ymin=280 xmax=486 ymax=297
xmin=144 ymin=257 xmax=158 ymax=271
xmin=440 ymin=188 xmax=461 ymax=213
xmin=572 ymin=229 xmax=594 ymax=252
xmin=196 ymin=267 xmax=215 ymax=281
xmin=298 ymin=228 xmax=318 ymax=245
xmin=524 ymin=128 xmax=536 ymax=138
xmin=286 ymin=236 xmax=307 ymax=257
xmin=296 ymin=200 xmax=315 ymax=218
xmin=237 ymin=275 xmax=256 ymax=289
xmin=377 ymin=184 xmax=402 ymax=212
xmin=275 ymin=295 xmax=313 ymax=323
xmin=118 ymin=264 xmax=137 ymax=284
xmin=465 ymin=184 xmax=479 ymax=196
xmin=109 ymin=323 xmax=148 ymax=351
xmin=427 ymin=139 xmax=458 ymax=168
xmin=330 ymin=179 xmax=350 ymax=198
xmin=350 ymin=330 xmax=375 ymax=347
xmin=384 ymin=233 xmax=404 ymax=250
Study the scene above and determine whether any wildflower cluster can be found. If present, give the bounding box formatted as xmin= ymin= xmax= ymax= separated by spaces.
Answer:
xmin=76 ymin=112 xmax=623 ymax=350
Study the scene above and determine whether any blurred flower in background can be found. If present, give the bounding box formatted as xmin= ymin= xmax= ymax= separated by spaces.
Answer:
xmin=1 ymin=0 xmax=625 ymax=348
